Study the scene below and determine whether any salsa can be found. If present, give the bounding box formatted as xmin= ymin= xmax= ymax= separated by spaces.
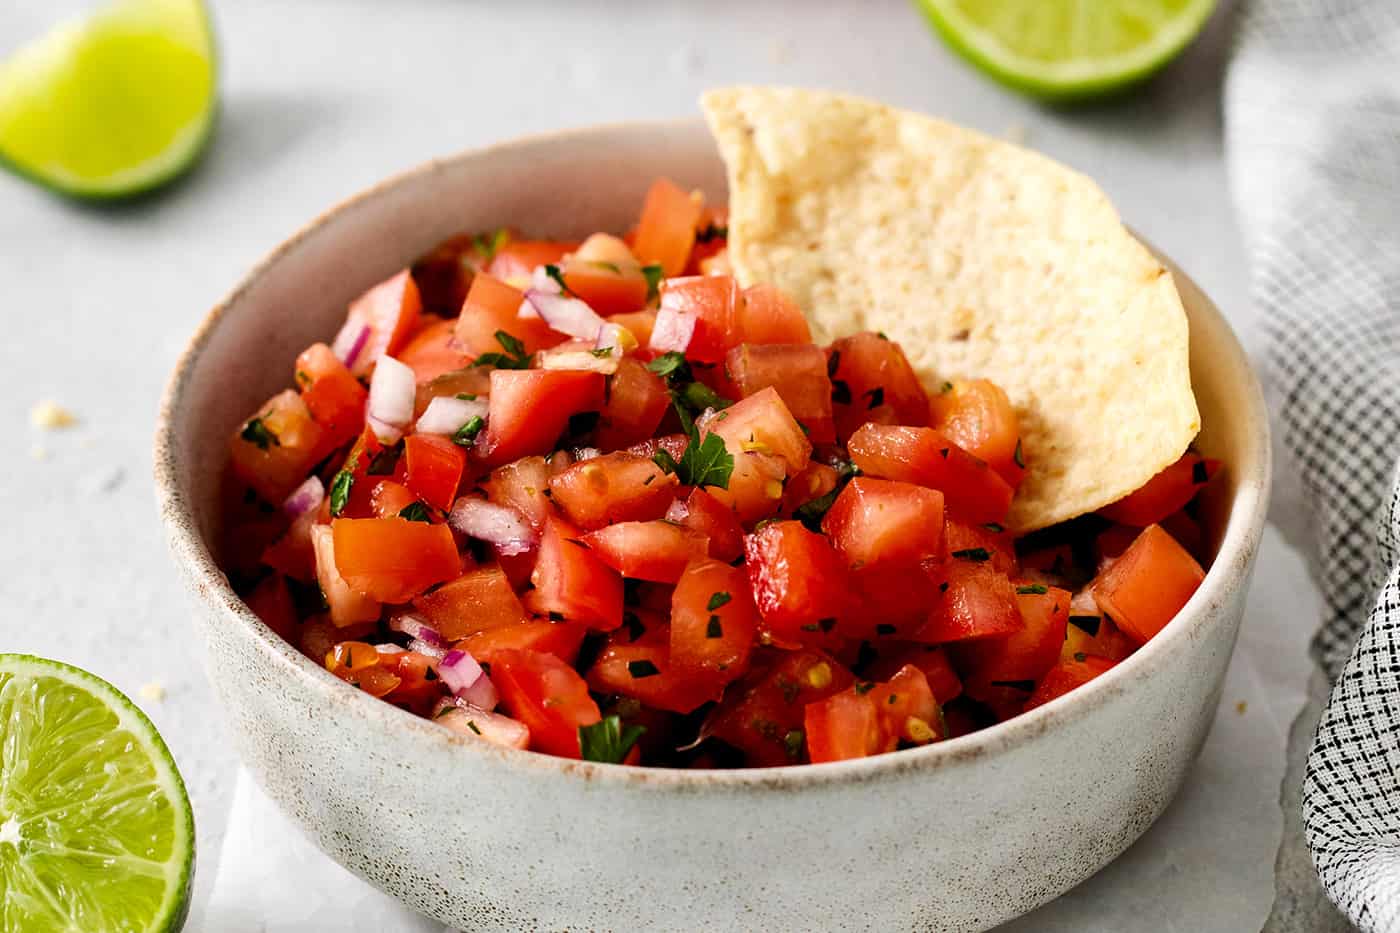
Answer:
xmin=222 ymin=178 xmax=1216 ymax=767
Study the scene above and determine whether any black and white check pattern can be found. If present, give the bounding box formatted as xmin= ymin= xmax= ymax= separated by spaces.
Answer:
xmin=1227 ymin=0 xmax=1400 ymax=929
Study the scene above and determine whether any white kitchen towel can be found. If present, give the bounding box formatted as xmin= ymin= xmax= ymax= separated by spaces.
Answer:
xmin=1225 ymin=0 xmax=1400 ymax=929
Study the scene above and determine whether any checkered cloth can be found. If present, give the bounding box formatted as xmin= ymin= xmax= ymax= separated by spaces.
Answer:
xmin=1226 ymin=0 xmax=1400 ymax=928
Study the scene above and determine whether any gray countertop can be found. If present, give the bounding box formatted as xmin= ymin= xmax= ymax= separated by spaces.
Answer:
xmin=0 ymin=0 xmax=1339 ymax=926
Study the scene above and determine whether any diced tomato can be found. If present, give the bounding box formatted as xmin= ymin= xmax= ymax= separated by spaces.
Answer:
xmin=261 ymin=509 xmax=318 ymax=582
xmin=454 ymin=274 xmax=559 ymax=358
xmin=930 ymin=379 xmax=1025 ymax=489
xmin=633 ymin=178 xmax=702 ymax=276
xmin=864 ymin=643 xmax=962 ymax=704
xmin=918 ymin=561 xmax=1021 ymax=643
xmin=626 ymin=433 xmax=688 ymax=464
xmin=672 ymin=487 xmax=745 ymax=562
xmin=382 ymin=650 xmax=448 ymax=715
xmin=403 ymin=434 xmax=465 ymax=511
xmin=841 ymin=563 xmax=944 ymax=641
xmin=705 ymin=386 xmax=811 ymax=474
xmin=485 ymin=240 xmax=575 ymax=283
xmin=561 ymin=259 xmax=650 ymax=316
xmin=822 ymin=477 xmax=944 ymax=569
xmin=1095 ymin=524 xmax=1140 ymax=569
xmin=1024 ymin=655 xmax=1118 ymax=712
xmin=310 ymin=525 xmax=382 ymax=627
xmin=330 ymin=517 xmax=460 ymax=603
xmin=295 ymin=343 xmax=368 ymax=451
xmin=480 ymin=369 xmax=606 ymax=466
xmin=230 ymin=390 xmax=327 ymax=504
xmin=413 ymin=366 xmax=492 ymax=419
xmin=649 ymin=276 xmax=741 ymax=363
xmin=705 ymin=650 xmax=854 ymax=766
xmin=342 ymin=270 xmax=422 ymax=378
xmin=1062 ymin=608 xmax=1137 ymax=664
xmin=396 ymin=317 xmax=472 ymax=384
xmin=369 ymin=479 xmax=420 ymax=518
xmin=581 ymin=521 xmax=710 ymax=583
xmin=412 ymin=565 xmax=527 ymax=640
xmin=1098 ymin=451 xmax=1221 ymax=527
xmin=490 ymin=649 xmax=600 ymax=758
xmin=325 ymin=641 xmax=402 ymax=697
xmin=943 ymin=518 xmax=1018 ymax=577
xmin=781 ymin=462 xmax=839 ymax=516
xmin=481 ymin=456 xmax=552 ymax=532
xmin=1091 ymin=524 xmax=1205 ymax=644
xmin=587 ymin=617 xmax=721 ymax=714
xmin=804 ymin=689 xmax=882 ymax=763
xmin=725 ymin=344 xmax=834 ymax=443
xmin=244 ymin=573 xmax=299 ymax=642
xmin=957 ymin=585 xmax=1070 ymax=694
xmin=847 ymin=424 xmax=1013 ymax=526
xmin=595 ymin=358 xmax=670 ymax=450
xmin=524 ymin=516 xmax=624 ymax=631
xmin=547 ymin=452 xmax=677 ymax=530
xmin=736 ymin=284 xmax=812 ymax=345
xmin=744 ymin=522 xmax=851 ymax=644
xmin=826 ymin=332 xmax=929 ymax=441
xmin=669 ymin=560 xmax=758 ymax=686
xmin=704 ymin=447 xmax=788 ymax=525
xmin=461 ymin=620 xmax=588 ymax=667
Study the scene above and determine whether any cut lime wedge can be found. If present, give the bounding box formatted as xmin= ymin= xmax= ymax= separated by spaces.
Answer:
xmin=0 ymin=0 xmax=217 ymax=199
xmin=0 ymin=655 xmax=194 ymax=933
xmin=913 ymin=0 xmax=1217 ymax=102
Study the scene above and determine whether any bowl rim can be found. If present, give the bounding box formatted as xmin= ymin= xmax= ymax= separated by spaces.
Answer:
xmin=154 ymin=117 xmax=1272 ymax=792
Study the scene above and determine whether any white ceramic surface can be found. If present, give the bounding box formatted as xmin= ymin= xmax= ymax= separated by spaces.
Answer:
xmin=155 ymin=120 xmax=1270 ymax=932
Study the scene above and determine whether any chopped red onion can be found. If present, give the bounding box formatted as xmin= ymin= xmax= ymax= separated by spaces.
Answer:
xmin=368 ymin=355 xmax=415 ymax=442
xmin=448 ymin=497 xmax=537 ymax=556
xmin=375 ymin=644 xmax=405 ymax=656
xmin=282 ymin=475 xmax=325 ymax=518
xmin=665 ymin=499 xmax=688 ymax=523
xmin=407 ymin=637 xmax=447 ymax=660
xmin=331 ymin=321 xmax=371 ymax=368
xmin=522 ymin=290 xmax=606 ymax=340
xmin=648 ymin=306 xmax=697 ymax=354
xmin=430 ymin=700 xmax=530 ymax=749
xmin=415 ymin=395 xmax=489 ymax=436
xmin=459 ymin=675 xmax=499 ymax=711
xmin=439 ymin=649 xmax=498 ymax=709
xmin=573 ymin=447 xmax=602 ymax=461
xmin=596 ymin=322 xmax=627 ymax=354
xmin=389 ymin=614 xmax=443 ymax=647
xmin=538 ymin=347 xmax=618 ymax=374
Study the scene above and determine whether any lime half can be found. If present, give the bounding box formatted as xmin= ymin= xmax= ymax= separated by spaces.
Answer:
xmin=0 ymin=0 xmax=217 ymax=199
xmin=913 ymin=0 xmax=1217 ymax=102
xmin=0 ymin=655 xmax=194 ymax=933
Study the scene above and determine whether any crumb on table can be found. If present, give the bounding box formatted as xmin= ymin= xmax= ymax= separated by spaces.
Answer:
xmin=139 ymin=682 xmax=167 ymax=703
xmin=1236 ymin=700 xmax=1247 ymax=715
xmin=30 ymin=400 xmax=77 ymax=429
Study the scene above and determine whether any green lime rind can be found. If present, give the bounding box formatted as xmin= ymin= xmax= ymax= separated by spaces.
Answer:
xmin=912 ymin=0 xmax=1217 ymax=103
xmin=0 ymin=0 xmax=218 ymax=200
xmin=0 ymin=654 xmax=195 ymax=933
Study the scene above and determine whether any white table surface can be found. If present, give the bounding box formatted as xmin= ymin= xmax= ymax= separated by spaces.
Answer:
xmin=2 ymin=0 xmax=1330 ymax=926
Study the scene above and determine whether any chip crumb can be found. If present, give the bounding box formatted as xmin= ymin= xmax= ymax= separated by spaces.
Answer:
xmin=1235 ymin=700 xmax=1247 ymax=715
xmin=30 ymin=400 xmax=77 ymax=429
xmin=139 ymin=682 xmax=167 ymax=703
xmin=29 ymin=444 xmax=48 ymax=461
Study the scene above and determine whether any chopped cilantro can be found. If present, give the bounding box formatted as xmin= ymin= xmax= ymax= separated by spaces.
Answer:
xmin=826 ymin=350 xmax=840 ymax=378
xmin=783 ymin=729 xmax=805 ymax=760
xmin=240 ymin=417 xmax=279 ymax=451
xmin=793 ymin=460 xmax=861 ymax=531
xmin=455 ymin=393 xmax=478 ymax=401
xmin=398 ymin=502 xmax=431 ymax=523
xmin=627 ymin=659 xmax=661 ymax=679
xmin=590 ymin=347 xmax=614 ymax=358
xmin=647 ymin=351 xmax=689 ymax=380
xmin=472 ymin=228 xmax=509 ymax=262
xmin=831 ymin=380 xmax=852 ymax=405
xmin=864 ymin=386 xmax=884 ymax=410
xmin=466 ymin=719 xmax=482 ymax=735
xmin=982 ymin=523 xmax=1005 ymax=533
xmin=854 ymin=681 xmax=875 ymax=695
xmin=706 ymin=615 xmax=723 ymax=639
xmin=1069 ymin=615 xmax=1101 ymax=637
xmin=471 ymin=330 xmax=533 ymax=370
xmin=329 ymin=470 xmax=354 ymax=516
xmin=1192 ymin=459 xmax=1210 ymax=484
xmin=578 ymin=715 xmax=646 ymax=764
xmin=952 ymin=548 xmax=991 ymax=562
xmin=675 ymin=380 xmax=731 ymax=416
xmin=641 ymin=264 xmax=665 ymax=302
xmin=707 ymin=591 xmax=732 ymax=611
xmin=452 ymin=415 xmax=485 ymax=447
xmin=1016 ymin=584 xmax=1048 ymax=595
xmin=940 ymin=381 xmax=954 ymax=394
xmin=652 ymin=397 xmax=734 ymax=490
xmin=1013 ymin=437 xmax=1025 ymax=469
xmin=1074 ymin=652 xmax=1088 ymax=663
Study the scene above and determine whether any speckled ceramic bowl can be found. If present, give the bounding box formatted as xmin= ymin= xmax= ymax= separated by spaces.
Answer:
xmin=155 ymin=120 xmax=1270 ymax=932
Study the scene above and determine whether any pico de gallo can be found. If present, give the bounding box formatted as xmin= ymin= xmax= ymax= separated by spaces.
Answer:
xmin=221 ymin=178 xmax=1218 ymax=767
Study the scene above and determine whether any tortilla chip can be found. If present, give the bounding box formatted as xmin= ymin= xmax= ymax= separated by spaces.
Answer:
xmin=702 ymin=86 xmax=1199 ymax=533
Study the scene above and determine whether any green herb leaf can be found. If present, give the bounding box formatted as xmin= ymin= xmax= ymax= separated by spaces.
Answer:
xmin=940 ymin=381 xmax=954 ymax=394
xmin=793 ymin=460 xmax=860 ymax=531
xmin=675 ymin=380 xmax=731 ymax=416
xmin=471 ymin=330 xmax=533 ymax=370
xmin=627 ymin=659 xmax=661 ymax=679
xmin=676 ymin=431 xmax=734 ymax=490
xmin=707 ymin=591 xmax=732 ymax=611
xmin=1074 ymin=652 xmax=1088 ymax=663
xmin=831 ymin=380 xmax=852 ymax=406
xmin=951 ymin=547 xmax=991 ymax=562
xmin=590 ymin=347 xmax=614 ymax=358
xmin=543 ymin=264 xmax=571 ymax=295
xmin=1016 ymin=584 xmax=1048 ymax=595
xmin=578 ymin=715 xmax=647 ymax=764
xmin=641 ymin=264 xmax=665 ymax=302
xmin=647 ymin=351 xmax=690 ymax=380
xmin=240 ymin=417 xmax=279 ymax=451
xmin=1013 ymin=437 xmax=1025 ymax=469
xmin=452 ymin=415 xmax=485 ymax=447
xmin=783 ymin=729 xmax=805 ymax=760
xmin=398 ymin=502 xmax=431 ymax=523
xmin=466 ymin=719 xmax=482 ymax=735
xmin=329 ymin=470 xmax=354 ymax=516
xmin=854 ymin=681 xmax=875 ymax=695
xmin=864 ymin=386 xmax=884 ymax=410
xmin=982 ymin=523 xmax=1005 ymax=533
xmin=706 ymin=615 xmax=723 ymax=639
xmin=695 ymin=222 xmax=728 ymax=244
xmin=455 ymin=393 xmax=478 ymax=401
xmin=472 ymin=228 xmax=509 ymax=262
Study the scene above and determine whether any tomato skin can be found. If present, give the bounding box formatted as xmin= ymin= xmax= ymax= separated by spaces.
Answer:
xmin=826 ymin=332 xmax=930 ymax=441
xmin=230 ymin=390 xmax=327 ymax=504
xmin=412 ymin=565 xmax=527 ymax=641
xmin=581 ymin=521 xmax=710 ymax=583
xmin=454 ymin=274 xmax=559 ymax=358
xmin=705 ymin=385 xmax=812 ymax=474
xmin=396 ymin=317 xmax=472 ymax=384
xmin=587 ymin=616 xmax=721 ymax=714
xmin=310 ymin=525 xmax=382 ymax=628
xmin=480 ymin=369 xmax=606 ymax=466
xmin=261 ymin=508 xmax=319 ymax=582
xmin=669 ymin=559 xmax=758 ymax=685
xmin=863 ymin=643 xmax=963 ymax=704
xmin=782 ymin=462 xmax=839 ymax=516
xmin=847 ymin=424 xmax=1013 ymax=526
xmin=524 ymin=516 xmax=624 ymax=631
xmin=485 ymin=240 xmax=576 ymax=282
xmin=633 ymin=177 xmax=702 ymax=276
xmin=918 ymin=561 xmax=1022 ymax=643
xmin=547 ymin=452 xmax=678 ymax=530
xmin=725 ymin=343 xmax=835 ymax=444
xmin=1091 ymin=524 xmax=1205 ymax=644
xmin=676 ymin=487 xmax=746 ymax=563
xmin=1024 ymin=655 xmax=1118 ymax=712
xmin=244 ymin=573 xmax=299 ymax=642
xmin=343 ymin=270 xmax=422 ymax=377
xmin=330 ymin=518 xmax=461 ymax=604
xmin=595 ymin=358 xmax=670 ymax=451
xmin=403 ymin=434 xmax=466 ymax=511
xmin=943 ymin=518 xmax=1018 ymax=577
xmin=369 ymin=480 xmax=420 ymax=518
xmin=737 ymin=284 xmax=812 ymax=345
xmin=295 ymin=342 xmax=368 ymax=451
xmin=930 ymin=379 xmax=1025 ymax=489
xmin=1098 ymin=451 xmax=1221 ymax=527
xmin=482 ymin=456 xmax=552 ymax=532
xmin=705 ymin=650 xmax=854 ymax=766
xmin=804 ymin=689 xmax=882 ymax=763
xmin=822 ymin=477 xmax=945 ymax=569
xmin=650 ymin=276 xmax=741 ymax=363
xmin=957 ymin=585 xmax=1070 ymax=692
xmin=490 ymin=649 xmax=600 ymax=759
xmin=744 ymin=521 xmax=852 ymax=644
xmin=461 ymin=620 xmax=588 ymax=667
